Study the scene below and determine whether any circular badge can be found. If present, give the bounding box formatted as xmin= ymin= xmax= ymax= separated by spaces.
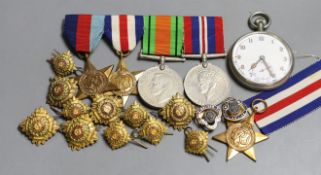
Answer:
xmin=226 ymin=123 xmax=255 ymax=151
xmin=196 ymin=105 xmax=222 ymax=131
xmin=185 ymin=129 xmax=208 ymax=155
xmin=51 ymin=51 xmax=76 ymax=77
xmin=47 ymin=77 xmax=77 ymax=107
xmin=222 ymin=97 xmax=249 ymax=122
xmin=123 ymin=101 xmax=149 ymax=129
xmin=184 ymin=63 xmax=230 ymax=106
xmin=138 ymin=66 xmax=184 ymax=108
xmin=61 ymin=97 xmax=90 ymax=119
xmin=104 ymin=121 xmax=131 ymax=149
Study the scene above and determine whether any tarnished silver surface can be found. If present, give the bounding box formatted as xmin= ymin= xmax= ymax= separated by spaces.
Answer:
xmin=195 ymin=104 xmax=222 ymax=131
xmin=184 ymin=63 xmax=230 ymax=106
xmin=138 ymin=66 xmax=184 ymax=108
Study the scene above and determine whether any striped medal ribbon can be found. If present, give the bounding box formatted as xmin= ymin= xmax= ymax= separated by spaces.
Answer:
xmin=183 ymin=16 xmax=224 ymax=57
xmin=244 ymin=60 xmax=321 ymax=135
xmin=64 ymin=14 xmax=105 ymax=53
xmin=104 ymin=15 xmax=144 ymax=55
xmin=142 ymin=16 xmax=184 ymax=57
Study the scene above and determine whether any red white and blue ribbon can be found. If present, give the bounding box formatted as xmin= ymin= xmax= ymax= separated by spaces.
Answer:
xmin=64 ymin=14 xmax=104 ymax=53
xmin=244 ymin=60 xmax=321 ymax=135
xmin=104 ymin=15 xmax=144 ymax=54
xmin=183 ymin=16 xmax=224 ymax=56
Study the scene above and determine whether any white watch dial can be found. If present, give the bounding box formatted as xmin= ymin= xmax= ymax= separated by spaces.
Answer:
xmin=232 ymin=33 xmax=293 ymax=86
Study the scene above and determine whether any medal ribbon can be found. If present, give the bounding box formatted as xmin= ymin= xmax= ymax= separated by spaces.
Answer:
xmin=64 ymin=14 xmax=105 ymax=53
xmin=183 ymin=16 xmax=224 ymax=55
xmin=244 ymin=60 xmax=321 ymax=135
xmin=104 ymin=15 xmax=144 ymax=54
xmin=142 ymin=16 xmax=184 ymax=56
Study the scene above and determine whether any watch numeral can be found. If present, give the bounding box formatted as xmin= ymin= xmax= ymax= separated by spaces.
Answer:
xmin=240 ymin=45 xmax=246 ymax=50
xmin=279 ymin=47 xmax=284 ymax=52
xmin=249 ymin=38 xmax=253 ymax=43
xmin=259 ymin=36 xmax=264 ymax=41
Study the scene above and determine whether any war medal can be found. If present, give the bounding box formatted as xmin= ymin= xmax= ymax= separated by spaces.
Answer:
xmin=184 ymin=127 xmax=217 ymax=162
xmin=160 ymin=93 xmax=196 ymax=130
xmin=62 ymin=114 xmax=98 ymax=151
xmin=50 ymin=50 xmax=77 ymax=77
xmin=183 ymin=16 xmax=230 ymax=106
xmin=136 ymin=117 xmax=171 ymax=145
xmin=104 ymin=15 xmax=145 ymax=105
xmin=123 ymin=101 xmax=149 ymax=129
xmin=47 ymin=77 xmax=78 ymax=108
xmin=64 ymin=14 xmax=115 ymax=99
xmin=20 ymin=107 xmax=59 ymax=145
xmin=104 ymin=121 xmax=147 ymax=150
xmin=213 ymin=113 xmax=268 ymax=161
xmin=91 ymin=92 xmax=123 ymax=125
xmin=138 ymin=16 xmax=185 ymax=108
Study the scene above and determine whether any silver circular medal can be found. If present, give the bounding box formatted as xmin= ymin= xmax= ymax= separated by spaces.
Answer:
xmin=184 ymin=63 xmax=230 ymax=106
xmin=138 ymin=66 xmax=184 ymax=108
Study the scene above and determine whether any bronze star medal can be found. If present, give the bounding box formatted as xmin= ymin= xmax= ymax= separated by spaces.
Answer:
xmin=73 ymin=55 xmax=115 ymax=99
xmin=108 ymin=56 xmax=144 ymax=105
xmin=213 ymin=114 xmax=268 ymax=161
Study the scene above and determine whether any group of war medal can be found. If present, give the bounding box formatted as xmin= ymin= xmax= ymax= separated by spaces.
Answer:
xmin=19 ymin=12 xmax=321 ymax=162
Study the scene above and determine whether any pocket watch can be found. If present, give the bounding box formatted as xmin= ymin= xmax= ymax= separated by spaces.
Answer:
xmin=227 ymin=12 xmax=294 ymax=90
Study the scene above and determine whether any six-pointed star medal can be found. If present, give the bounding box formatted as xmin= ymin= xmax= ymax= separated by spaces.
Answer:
xmin=212 ymin=114 xmax=268 ymax=161
xmin=73 ymin=58 xmax=115 ymax=100
xmin=108 ymin=57 xmax=144 ymax=105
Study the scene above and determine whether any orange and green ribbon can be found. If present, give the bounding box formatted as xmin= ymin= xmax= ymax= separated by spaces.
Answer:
xmin=142 ymin=16 xmax=184 ymax=57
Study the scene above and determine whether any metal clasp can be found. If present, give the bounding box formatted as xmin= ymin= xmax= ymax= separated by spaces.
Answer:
xmin=248 ymin=11 xmax=271 ymax=31
xmin=139 ymin=52 xmax=185 ymax=71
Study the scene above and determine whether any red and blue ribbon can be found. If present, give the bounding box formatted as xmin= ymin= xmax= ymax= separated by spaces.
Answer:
xmin=183 ymin=16 xmax=224 ymax=55
xmin=104 ymin=15 xmax=144 ymax=54
xmin=64 ymin=14 xmax=104 ymax=53
xmin=244 ymin=60 xmax=321 ymax=135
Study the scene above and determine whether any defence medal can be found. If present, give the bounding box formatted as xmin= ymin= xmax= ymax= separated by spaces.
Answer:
xmin=160 ymin=93 xmax=196 ymax=130
xmin=64 ymin=14 xmax=115 ymax=99
xmin=19 ymin=107 xmax=59 ymax=145
xmin=123 ymin=101 xmax=149 ymax=129
xmin=91 ymin=92 xmax=123 ymax=125
xmin=244 ymin=59 xmax=321 ymax=135
xmin=135 ymin=117 xmax=171 ymax=145
xmin=61 ymin=97 xmax=90 ymax=119
xmin=50 ymin=50 xmax=77 ymax=77
xmin=47 ymin=77 xmax=78 ymax=108
xmin=183 ymin=16 xmax=230 ymax=106
xmin=104 ymin=15 xmax=145 ymax=105
xmin=184 ymin=127 xmax=217 ymax=162
xmin=138 ymin=16 xmax=185 ymax=108
xmin=213 ymin=113 xmax=268 ymax=161
xmin=104 ymin=121 xmax=147 ymax=150
xmin=62 ymin=114 xmax=98 ymax=151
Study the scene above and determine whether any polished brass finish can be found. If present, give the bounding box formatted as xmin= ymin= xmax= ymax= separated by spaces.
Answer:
xmin=139 ymin=117 xmax=168 ymax=145
xmin=51 ymin=50 xmax=76 ymax=77
xmin=160 ymin=93 xmax=196 ymax=130
xmin=47 ymin=77 xmax=78 ymax=108
xmin=19 ymin=107 xmax=59 ymax=145
xmin=108 ymin=57 xmax=143 ymax=101
xmin=91 ymin=92 xmax=123 ymax=125
xmin=61 ymin=97 xmax=90 ymax=119
xmin=103 ymin=121 xmax=131 ymax=150
xmin=123 ymin=101 xmax=149 ymax=129
xmin=213 ymin=114 xmax=268 ymax=161
xmin=73 ymin=55 xmax=114 ymax=99
xmin=62 ymin=114 xmax=98 ymax=151
xmin=185 ymin=129 xmax=208 ymax=155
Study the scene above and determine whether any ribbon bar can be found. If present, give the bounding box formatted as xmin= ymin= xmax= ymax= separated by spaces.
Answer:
xmin=244 ymin=60 xmax=321 ymax=135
